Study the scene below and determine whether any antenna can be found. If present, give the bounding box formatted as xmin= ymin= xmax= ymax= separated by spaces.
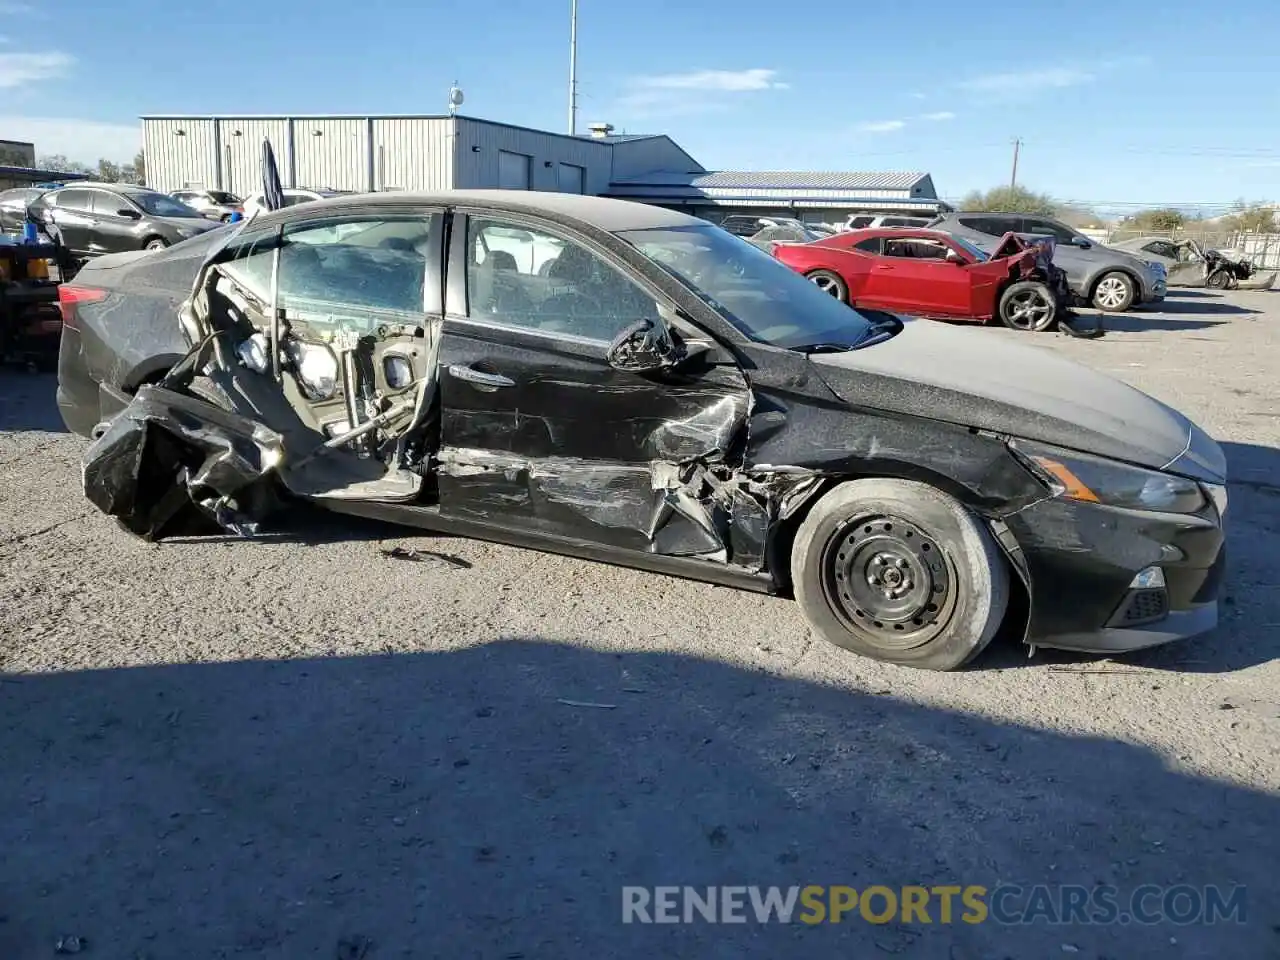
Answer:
xmin=568 ymin=0 xmax=579 ymax=135
xmin=448 ymin=83 xmax=465 ymax=115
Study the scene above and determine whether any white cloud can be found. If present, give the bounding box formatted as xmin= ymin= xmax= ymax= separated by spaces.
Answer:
xmin=0 ymin=115 xmax=140 ymax=163
xmin=856 ymin=119 xmax=906 ymax=134
xmin=957 ymin=66 xmax=1095 ymax=96
xmin=954 ymin=57 xmax=1149 ymax=101
xmin=635 ymin=68 xmax=786 ymax=92
xmin=919 ymin=111 xmax=956 ymax=121
xmin=0 ymin=51 xmax=73 ymax=88
xmin=615 ymin=67 xmax=788 ymax=118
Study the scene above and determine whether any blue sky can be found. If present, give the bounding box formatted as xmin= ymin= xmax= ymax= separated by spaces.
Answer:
xmin=5 ymin=0 xmax=1279 ymax=212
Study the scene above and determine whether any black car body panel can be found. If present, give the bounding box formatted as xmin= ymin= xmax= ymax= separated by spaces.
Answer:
xmin=57 ymin=190 xmax=1226 ymax=657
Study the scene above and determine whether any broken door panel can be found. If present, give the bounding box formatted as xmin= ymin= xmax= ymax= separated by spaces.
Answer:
xmin=436 ymin=321 xmax=757 ymax=557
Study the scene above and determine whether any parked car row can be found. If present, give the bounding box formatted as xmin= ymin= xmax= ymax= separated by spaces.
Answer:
xmin=0 ymin=182 xmax=351 ymax=265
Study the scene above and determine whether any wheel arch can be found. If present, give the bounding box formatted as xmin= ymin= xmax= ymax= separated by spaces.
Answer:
xmin=122 ymin=352 xmax=185 ymax=392
xmin=1087 ymin=265 xmax=1141 ymax=301
xmin=766 ymin=459 xmax=1010 ymax=596
xmin=766 ymin=465 xmax=1033 ymax=650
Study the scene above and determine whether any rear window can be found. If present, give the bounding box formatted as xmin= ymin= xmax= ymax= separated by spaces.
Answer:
xmin=958 ymin=215 xmax=1020 ymax=237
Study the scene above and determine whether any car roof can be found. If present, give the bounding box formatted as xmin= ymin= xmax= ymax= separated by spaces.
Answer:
xmin=839 ymin=227 xmax=956 ymax=240
xmin=246 ymin=189 xmax=702 ymax=233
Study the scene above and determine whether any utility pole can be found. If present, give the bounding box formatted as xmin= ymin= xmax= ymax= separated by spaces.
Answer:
xmin=1010 ymin=138 xmax=1023 ymax=189
xmin=568 ymin=0 xmax=579 ymax=136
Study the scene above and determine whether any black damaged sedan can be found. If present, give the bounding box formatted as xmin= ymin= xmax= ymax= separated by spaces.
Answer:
xmin=55 ymin=192 xmax=1227 ymax=670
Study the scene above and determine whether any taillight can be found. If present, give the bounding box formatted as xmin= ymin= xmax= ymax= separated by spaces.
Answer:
xmin=57 ymin=284 xmax=107 ymax=328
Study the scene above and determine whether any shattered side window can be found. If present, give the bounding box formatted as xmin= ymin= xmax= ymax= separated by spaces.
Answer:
xmin=219 ymin=217 xmax=435 ymax=333
xmin=277 ymin=217 xmax=433 ymax=334
xmin=466 ymin=217 xmax=659 ymax=343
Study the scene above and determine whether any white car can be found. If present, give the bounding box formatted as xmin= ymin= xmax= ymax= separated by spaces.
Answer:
xmin=241 ymin=188 xmax=349 ymax=219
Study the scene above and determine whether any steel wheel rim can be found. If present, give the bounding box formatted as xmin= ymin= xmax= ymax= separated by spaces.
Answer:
xmin=820 ymin=514 xmax=958 ymax=651
xmin=1096 ymin=277 xmax=1128 ymax=309
xmin=1005 ymin=289 xmax=1053 ymax=330
xmin=811 ymin=273 xmax=841 ymax=297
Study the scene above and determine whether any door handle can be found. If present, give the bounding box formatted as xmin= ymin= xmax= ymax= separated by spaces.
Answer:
xmin=874 ymin=264 xmax=894 ymax=270
xmin=448 ymin=364 xmax=514 ymax=388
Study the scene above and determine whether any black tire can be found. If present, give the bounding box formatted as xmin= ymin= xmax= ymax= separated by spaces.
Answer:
xmin=806 ymin=269 xmax=848 ymax=302
xmin=791 ymin=478 xmax=1009 ymax=671
xmin=997 ymin=280 xmax=1057 ymax=332
xmin=144 ymin=237 xmax=169 ymax=251
xmin=1091 ymin=271 xmax=1136 ymax=312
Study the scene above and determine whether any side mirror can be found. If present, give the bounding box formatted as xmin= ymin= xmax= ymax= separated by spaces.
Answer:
xmin=945 ymin=248 xmax=965 ymax=264
xmin=607 ymin=318 xmax=685 ymax=373
xmin=117 ymin=208 xmax=142 ymax=219
xmin=1071 ymin=236 xmax=1091 ymax=249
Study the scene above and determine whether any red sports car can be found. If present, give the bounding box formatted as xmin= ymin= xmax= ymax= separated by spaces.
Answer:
xmin=772 ymin=227 xmax=1071 ymax=332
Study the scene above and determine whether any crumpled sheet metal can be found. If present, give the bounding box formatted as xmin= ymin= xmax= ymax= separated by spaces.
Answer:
xmin=82 ymin=385 xmax=284 ymax=540
xmin=436 ymin=447 xmax=816 ymax=570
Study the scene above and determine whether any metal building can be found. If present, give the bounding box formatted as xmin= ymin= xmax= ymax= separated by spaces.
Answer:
xmin=141 ymin=112 xmax=944 ymax=225
xmin=141 ymin=114 xmax=702 ymax=198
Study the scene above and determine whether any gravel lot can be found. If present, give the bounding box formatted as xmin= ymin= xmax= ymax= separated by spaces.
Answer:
xmin=2 ymin=291 xmax=1278 ymax=959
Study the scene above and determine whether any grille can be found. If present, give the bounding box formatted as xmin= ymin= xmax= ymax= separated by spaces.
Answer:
xmin=1120 ymin=588 xmax=1169 ymax=625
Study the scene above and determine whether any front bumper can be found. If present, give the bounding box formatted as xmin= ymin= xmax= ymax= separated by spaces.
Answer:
xmin=1003 ymin=487 xmax=1225 ymax=654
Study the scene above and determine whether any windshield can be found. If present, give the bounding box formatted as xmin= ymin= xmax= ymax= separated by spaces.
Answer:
xmin=619 ymin=224 xmax=875 ymax=350
xmin=130 ymin=192 xmax=204 ymax=218
xmin=948 ymin=235 xmax=989 ymax=262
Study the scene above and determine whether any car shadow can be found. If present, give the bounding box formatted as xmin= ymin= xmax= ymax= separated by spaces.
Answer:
xmin=1 ymin=640 xmax=1276 ymax=959
xmin=1137 ymin=297 xmax=1260 ymax=317
xmin=0 ymin=372 xmax=67 ymax=433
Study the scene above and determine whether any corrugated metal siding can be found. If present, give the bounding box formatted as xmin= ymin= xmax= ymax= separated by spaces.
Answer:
xmin=609 ymin=137 xmax=703 ymax=180
xmin=217 ymin=118 xmax=291 ymax=196
xmin=370 ymin=118 xmax=453 ymax=191
xmin=293 ymin=118 xmax=368 ymax=191
xmin=453 ymin=118 xmax=612 ymax=193
xmin=143 ymin=118 xmax=218 ymax=192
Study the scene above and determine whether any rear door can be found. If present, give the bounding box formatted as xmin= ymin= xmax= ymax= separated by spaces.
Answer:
xmin=435 ymin=211 xmax=754 ymax=558
xmin=49 ymin=188 xmax=95 ymax=254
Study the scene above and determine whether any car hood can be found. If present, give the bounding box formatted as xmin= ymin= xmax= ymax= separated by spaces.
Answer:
xmin=807 ymin=319 xmax=1225 ymax=481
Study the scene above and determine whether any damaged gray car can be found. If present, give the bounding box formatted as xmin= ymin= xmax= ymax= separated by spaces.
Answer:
xmin=56 ymin=191 xmax=1227 ymax=670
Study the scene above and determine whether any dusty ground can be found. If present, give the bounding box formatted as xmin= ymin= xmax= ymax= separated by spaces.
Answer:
xmin=1 ymin=290 xmax=1278 ymax=959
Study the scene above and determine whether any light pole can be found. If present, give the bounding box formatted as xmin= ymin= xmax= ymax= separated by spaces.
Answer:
xmin=568 ymin=0 xmax=579 ymax=135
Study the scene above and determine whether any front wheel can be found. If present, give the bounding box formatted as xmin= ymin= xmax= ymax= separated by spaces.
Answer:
xmin=806 ymin=269 xmax=848 ymax=302
xmin=1205 ymin=268 xmax=1230 ymax=290
xmin=998 ymin=280 xmax=1057 ymax=332
xmin=791 ymin=478 xmax=1009 ymax=671
xmin=144 ymin=237 xmax=169 ymax=251
xmin=1091 ymin=271 xmax=1135 ymax=312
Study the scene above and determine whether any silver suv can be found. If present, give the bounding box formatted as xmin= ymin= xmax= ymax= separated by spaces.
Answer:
xmin=929 ymin=213 xmax=1166 ymax=313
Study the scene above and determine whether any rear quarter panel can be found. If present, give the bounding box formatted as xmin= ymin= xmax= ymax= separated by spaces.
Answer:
xmin=74 ymin=234 xmax=218 ymax=391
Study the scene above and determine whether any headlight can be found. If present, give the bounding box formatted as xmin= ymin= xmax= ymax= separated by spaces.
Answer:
xmin=285 ymin=339 xmax=339 ymax=400
xmin=1012 ymin=441 xmax=1206 ymax=514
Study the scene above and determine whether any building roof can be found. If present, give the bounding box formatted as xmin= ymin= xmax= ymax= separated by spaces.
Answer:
xmin=0 ymin=165 xmax=91 ymax=183
xmin=611 ymin=170 xmax=933 ymax=191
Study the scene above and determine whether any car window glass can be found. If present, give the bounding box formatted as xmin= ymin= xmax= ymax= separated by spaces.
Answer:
xmin=854 ymin=237 xmax=882 ymax=253
xmin=283 ymin=194 xmax=316 ymax=207
xmin=883 ymin=237 xmax=948 ymax=260
xmin=1025 ymin=218 xmax=1076 ymax=243
xmin=467 ymin=217 xmax=659 ymax=343
xmin=1143 ymin=241 xmax=1177 ymax=259
xmin=89 ymin=191 xmax=125 ymax=216
xmin=959 ymin=215 xmax=1018 ymax=237
xmin=221 ymin=216 xmax=434 ymax=335
xmin=847 ymin=216 xmax=874 ymax=229
xmin=55 ymin=189 xmax=91 ymax=212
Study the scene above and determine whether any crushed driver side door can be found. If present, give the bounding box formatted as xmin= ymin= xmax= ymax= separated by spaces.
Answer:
xmin=435 ymin=212 xmax=762 ymax=567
